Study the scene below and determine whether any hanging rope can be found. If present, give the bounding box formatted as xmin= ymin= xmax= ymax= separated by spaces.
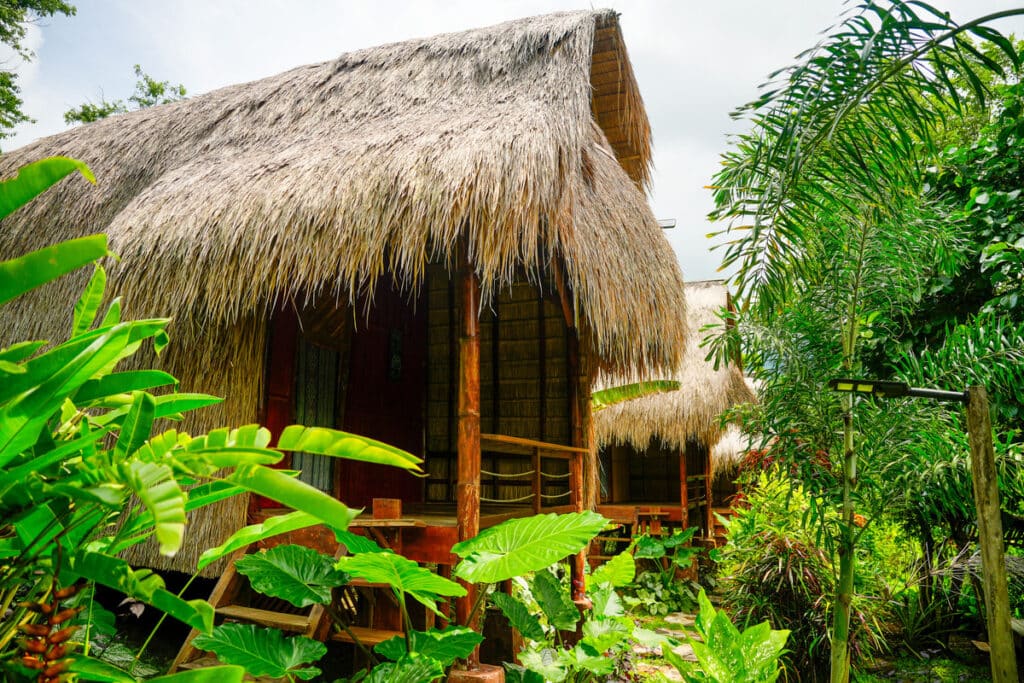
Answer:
xmin=480 ymin=469 xmax=535 ymax=479
xmin=481 ymin=493 xmax=535 ymax=504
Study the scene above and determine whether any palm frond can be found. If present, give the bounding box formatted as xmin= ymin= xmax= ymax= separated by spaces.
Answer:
xmin=710 ymin=1 xmax=1023 ymax=315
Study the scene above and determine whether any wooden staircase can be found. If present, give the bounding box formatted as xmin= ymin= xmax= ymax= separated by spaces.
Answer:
xmin=170 ymin=546 xmax=408 ymax=674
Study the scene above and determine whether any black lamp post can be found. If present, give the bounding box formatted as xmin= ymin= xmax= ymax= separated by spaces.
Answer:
xmin=828 ymin=378 xmax=1016 ymax=683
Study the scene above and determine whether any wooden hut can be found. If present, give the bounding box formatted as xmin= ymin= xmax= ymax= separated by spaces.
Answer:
xmin=0 ymin=9 xmax=686 ymax=643
xmin=594 ymin=280 xmax=754 ymax=546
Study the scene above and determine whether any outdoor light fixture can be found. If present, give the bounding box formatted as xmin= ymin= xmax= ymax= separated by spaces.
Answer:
xmin=657 ymin=218 xmax=676 ymax=229
xmin=827 ymin=377 xmax=967 ymax=403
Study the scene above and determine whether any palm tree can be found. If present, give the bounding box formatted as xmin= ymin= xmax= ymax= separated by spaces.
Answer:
xmin=709 ymin=2 xmax=1024 ymax=680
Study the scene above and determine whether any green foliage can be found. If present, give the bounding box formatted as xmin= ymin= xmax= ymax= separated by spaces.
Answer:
xmin=0 ymin=0 xmax=75 ymax=138
xmin=664 ymin=589 xmax=788 ymax=683
xmin=192 ymin=623 xmax=325 ymax=680
xmin=197 ymin=510 xmax=321 ymax=571
xmin=452 ymin=511 xmax=607 ymax=583
xmin=708 ymin=5 xmax=1024 ymax=677
xmin=714 ymin=471 xmax=889 ymax=676
xmin=0 ymin=156 xmax=425 ymax=681
xmin=278 ymin=424 xmax=422 ymax=470
xmin=531 ymin=568 xmax=580 ymax=632
xmin=491 ymin=591 xmax=546 ymax=642
xmin=235 ymin=545 xmax=348 ymax=608
xmin=588 ymin=547 xmax=635 ymax=588
xmin=362 ymin=653 xmax=445 ymax=683
xmin=0 ymin=155 xmax=94 ymax=221
xmin=64 ymin=64 xmax=187 ymax=125
xmin=591 ymin=381 xmax=680 ymax=411
xmin=70 ymin=657 xmax=244 ymax=682
xmin=374 ymin=626 xmax=482 ymax=667
xmin=624 ymin=528 xmax=701 ymax=616
xmin=337 ymin=550 xmax=465 ymax=616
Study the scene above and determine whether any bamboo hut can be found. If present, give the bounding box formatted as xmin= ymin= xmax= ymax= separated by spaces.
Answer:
xmin=594 ymin=280 xmax=754 ymax=544
xmin=0 ymin=9 xmax=686 ymax=644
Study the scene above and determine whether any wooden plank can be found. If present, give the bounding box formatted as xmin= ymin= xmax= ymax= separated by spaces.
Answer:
xmin=331 ymin=625 xmax=405 ymax=646
xmin=966 ymin=386 xmax=1018 ymax=683
xmin=349 ymin=518 xmax=427 ymax=528
xmin=217 ymin=605 xmax=309 ymax=632
xmin=169 ymin=548 xmax=249 ymax=672
xmin=481 ymin=433 xmax=587 ymax=456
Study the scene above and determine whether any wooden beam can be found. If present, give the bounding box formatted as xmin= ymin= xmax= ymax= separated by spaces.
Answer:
xmin=966 ymin=386 xmax=1018 ymax=683
xmin=456 ymin=242 xmax=482 ymax=666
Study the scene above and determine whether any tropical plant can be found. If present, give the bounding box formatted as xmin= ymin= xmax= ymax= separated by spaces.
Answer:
xmin=191 ymin=511 xmax=613 ymax=683
xmin=462 ymin=527 xmax=670 ymax=683
xmin=0 ymin=157 xmax=423 ymax=682
xmin=708 ymin=3 xmax=1024 ymax=680
xmin=623 ymin=527 xmax=701 ymax=617
xmin=590 ymin=381 xmax=680 ymax=411
xmin=663 ymin=589 xmax=789 ymax=683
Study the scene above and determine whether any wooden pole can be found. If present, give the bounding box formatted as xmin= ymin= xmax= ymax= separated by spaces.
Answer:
xmin=679 ymin=448 xmax=689 ymax=530
xmin=965 ymin=385 xmax=1017 ymax=683
xmin=704 ymin=445 xmax=714 ymax=543
xmin=456 ymin=244 xmax=482 ymax=666
xmin=566 ymin=326 xmax=587 ymax=604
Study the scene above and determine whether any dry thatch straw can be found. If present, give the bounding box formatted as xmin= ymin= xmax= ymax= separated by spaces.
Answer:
xmin=595 ymin=280 xmax=755 ymax=479
xmin=0 ymin=10 xmax=685 ymax=575
xmin=0 ymin=9 xmax=685 ymax=374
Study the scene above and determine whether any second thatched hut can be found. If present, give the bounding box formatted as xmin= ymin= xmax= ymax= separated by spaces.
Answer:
xmin=594 ymin=280 xmax=755 ymax=544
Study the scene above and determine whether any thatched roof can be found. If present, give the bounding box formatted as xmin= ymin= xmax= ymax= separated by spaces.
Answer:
xmin=0 ymin=8 xmax=686 ymax=375
xmin=594 ymin=281 xmax=755 ymax=471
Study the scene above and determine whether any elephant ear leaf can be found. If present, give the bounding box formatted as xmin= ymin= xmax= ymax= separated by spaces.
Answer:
xmin=235 ymin=544 xmax=347 ymax=608
xmin=364 ymin=653 xmax=445 ymax=683
xmin=452 ymin=511 xmax=607 ymax=584
xmin=491 ymin=591 xmax=545 ymax=642
xmin=589 ymin=550 xmax=635 ymax=588
xmin=531 ymin=568 xmax=579 ymax=632
xmin=375 ymin=626 xmax=481 ymax=667
xmin=336 ymin=551 xmax=465 ymax=616
xmin=192 ymin=623 xmax=325 ymax=681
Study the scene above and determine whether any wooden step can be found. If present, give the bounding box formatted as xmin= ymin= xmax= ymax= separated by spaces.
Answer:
xmin=330 ymin=625 xmax=405 ymax=646
xmin=217 ymin=604 xmax=310 ymax=632
xmin=592 ymin=535 xmax=631 ymax=544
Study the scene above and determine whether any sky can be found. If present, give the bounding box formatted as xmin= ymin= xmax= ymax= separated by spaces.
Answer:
xmin=5 ymin=1 xmax=1024 ymax=282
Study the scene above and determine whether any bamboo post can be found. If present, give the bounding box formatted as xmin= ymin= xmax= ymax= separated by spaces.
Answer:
xmin=965 ymin=386 xmax=1017 ymax=683
xmin=456 ymin=244 xmax=482 ymax=667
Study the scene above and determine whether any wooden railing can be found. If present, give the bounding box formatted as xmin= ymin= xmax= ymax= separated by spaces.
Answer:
xmin=479 ymin=433 xmax=586 ymax=513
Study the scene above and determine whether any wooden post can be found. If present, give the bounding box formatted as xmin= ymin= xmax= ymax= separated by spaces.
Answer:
xmin=679 ymin=449 xmax=689 ymax=530
xmin=456 ymin=244 xmax=482 ymax=667
xmin=704 ymin=446 xmax=714 ymax=543
xmin=565 ymin=299 xmax=588 ymax=605
xmin=966 ymin=386 xmax=1017 ymax=683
